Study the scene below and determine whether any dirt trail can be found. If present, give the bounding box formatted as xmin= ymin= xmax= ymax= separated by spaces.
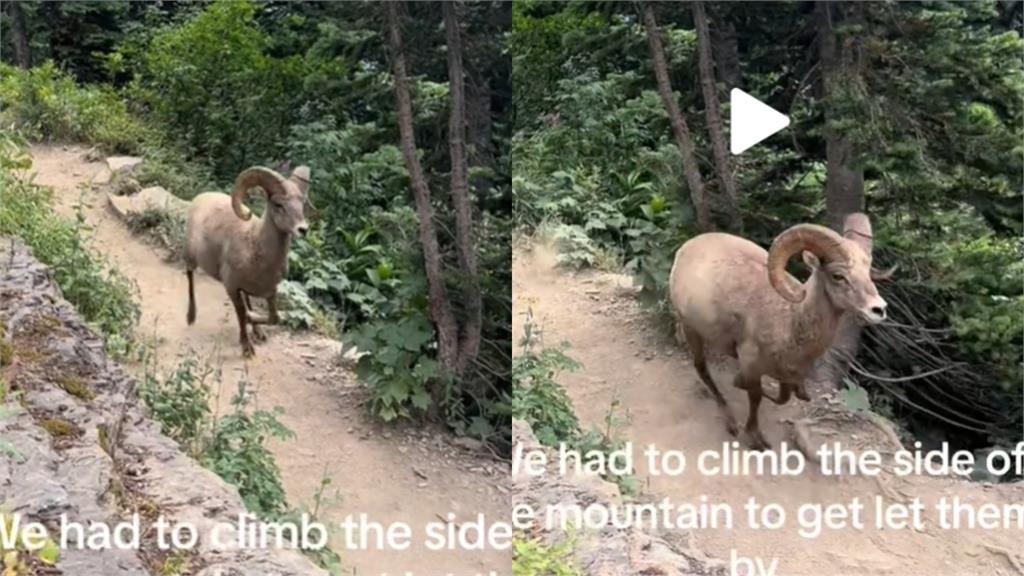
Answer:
xmin=29 ymin=144 xmax=509 ymax=576
xmin=513 ymin=241 xmax=1022 ymax=576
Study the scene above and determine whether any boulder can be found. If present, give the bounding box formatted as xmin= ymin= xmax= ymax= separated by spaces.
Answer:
xmin=106 ymin=156 xmax=143 ymax=174
xmin=91 ymin=167 xmax=112 ymax=186
xmin=107 ymin=186 xmax=188 ymax=220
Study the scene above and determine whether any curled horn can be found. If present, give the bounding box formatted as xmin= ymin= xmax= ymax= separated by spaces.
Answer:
xmin=767 ymin=224 xmax=847 ymax=303
xmin=231 ymin=167 xmax=286 ymax=220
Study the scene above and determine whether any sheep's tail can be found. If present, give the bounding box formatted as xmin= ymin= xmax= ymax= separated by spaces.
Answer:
xmin=186 ymin=269 xmax=197 ymax=325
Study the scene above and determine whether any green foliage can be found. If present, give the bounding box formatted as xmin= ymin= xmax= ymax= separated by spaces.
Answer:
xmin=512 ymin=536 xmax=581 ymax=576
xmin=130 ymin=0 xmax=306 ymax=179
xmin=125 ymin=206 xmax=186 ymax=261
xmin=140 ymin=355 xmax=294 ymax=519
xmin=0 ymin=514 xmax=61 ymax=573
xmin=139 ymin=355 xmax=213 ymax=455
xmin=0 ymin=133 xmax=139 ymax=356
xmin=513 ymin=311 xmax=635 ymax=494
xmin=345 ymin=312 xmax=438 ymax=422
xmin=201 ymin=382 xmax=294 ymax=519
xmin=839 ymin=380 xmax=872 ymax=413
xmin=0 ymin=62 xmax=146 ymax=154
xmin=512 ymin=310 xmax=581 ymax=446
xmin=574 ymin=397 xmax=637 ymax=496
xmin=274 ymin=472 xmax=345 ymax=575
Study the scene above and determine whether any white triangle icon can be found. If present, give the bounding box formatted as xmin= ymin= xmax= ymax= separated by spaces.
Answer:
xmin=730 ymin=88 xmax=790 ymax=155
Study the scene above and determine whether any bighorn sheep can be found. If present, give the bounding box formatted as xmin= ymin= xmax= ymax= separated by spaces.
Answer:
xmin=669 ymin=213 xmax=891 ymax=449
xmin=185 ymin=166 xmax=311 ymax=357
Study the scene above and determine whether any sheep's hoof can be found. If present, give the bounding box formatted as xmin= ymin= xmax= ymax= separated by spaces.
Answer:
xmin=241 ymin=341 xmax=255 ymax=358
xmin=795 ymin=386 xmax=810 ymax=402
xmin=251 ymin=325 xmax=267 ymax=343
xmin=725 ymin=419 xmax=739 ymax=437
xmin=746 ymin=430 xmax=770 ymax=451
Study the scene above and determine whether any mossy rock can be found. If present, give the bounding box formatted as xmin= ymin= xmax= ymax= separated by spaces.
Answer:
xmin=17 ymin=315 xmax=67 ymax=342
xmin=39 ymin=418 xmax=78 ymax=439
xmin=0 ymin=320 xmax=10 ymax=368
xmin=57 ymin=376 xmax=95 ymax=401
xmin=12 ymin=345 xmax=47 ymax=366
xmin=0 ymin=339 xmax=11 ymax=368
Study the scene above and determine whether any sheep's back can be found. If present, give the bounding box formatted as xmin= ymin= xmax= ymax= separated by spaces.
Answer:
xmin=669 ymin=233 xmax=778 ymax=348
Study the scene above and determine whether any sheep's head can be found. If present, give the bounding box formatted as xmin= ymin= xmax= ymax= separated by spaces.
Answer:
xmin=766 ymin=213 xmax=889 ymax=325
xmin=231 ymin=166 xmax=311 ymax=237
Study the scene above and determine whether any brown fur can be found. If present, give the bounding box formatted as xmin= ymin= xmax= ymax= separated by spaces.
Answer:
xmin=668 ymin=215 xmax=887 ymax=449
xmin=184 ymin=166 xmax=310 ymax=357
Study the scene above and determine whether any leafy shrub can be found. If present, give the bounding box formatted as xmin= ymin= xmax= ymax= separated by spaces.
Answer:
xmin=131 ymin=0 xmax=305 ymax=178
xmin=513 ymin=311 xmax=635 ymax=494
xmin=0 ymin=62 xmax=146 ymax=154
xmin=140 ymin=354 xmax=294 ymax=519
xmin=0 ymin=514 xmax=61 ymax=572
xmin=512 ymin=310 xmax=581 ymax=446
xmin=344 ymin=312 xmax=438 ymax=422
xmin=201 ymin=382 xmax=294 ymax=518
xmin=138 ymin=355 xmax=213 ymax=455
xmin=0 ymin=133 xmax=139 ymax=355
xmin=512 ymin=536 xmax=580 ymax=576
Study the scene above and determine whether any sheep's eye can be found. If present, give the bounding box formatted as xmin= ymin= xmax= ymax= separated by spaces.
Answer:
xmin=831 ymin=273 xmax=847 ymax=283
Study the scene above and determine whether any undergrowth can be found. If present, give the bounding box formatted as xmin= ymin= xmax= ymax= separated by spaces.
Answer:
xmin=512 ymin=535 xmax=580 ymax=576
xmin=0 ymin=62 xmax=146 ymax=154
xmin=0 ymin=513 xmax=61 ymax=574
xmin=513 ymin=310 xmax=636 ymax=495
xmin=139 ymin=352 xmax=342 ymax=572
xmin=0 ymin=133 xmax=139 ymax=357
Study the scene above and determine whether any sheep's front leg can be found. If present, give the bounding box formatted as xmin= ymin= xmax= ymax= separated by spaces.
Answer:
xmin=231 ymin=289 xmax=255 ymax=358
xmin=765 ymin=381 xmax=793 ymax=405
xmin=245 ymin=293 xmax=279 ymax=324
xmin=743 ymin=379 xmax=770 ymax=451
xmin=243 ymin=293 xmax=267 ymax=343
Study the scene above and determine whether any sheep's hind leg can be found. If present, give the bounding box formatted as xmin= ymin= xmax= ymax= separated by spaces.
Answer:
xmin=186 ymin=270 xmax=197 ymax=325
xmin=230 ymin=289 xmax=255 ymax=358
xmin=683 ymin=327 xmax=739 ymax=437
xmin=243 ymin=293 xmax=267 ymax=343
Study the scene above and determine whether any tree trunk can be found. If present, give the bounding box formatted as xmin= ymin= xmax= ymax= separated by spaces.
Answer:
xmin=466 ymin=69 xmax=495 ymax=194
xmin=807 ymin=1 xmax=867 ymax=395
xmin=692 ymin=1 xmax=742 ymax=232
xmin=443 ymin=1 xmax=482 ymax=377
xmin=640 ymin=1 xmax=712 ymax=232
xmin=385 ymin=2 xmax=460 ymax=375
xmin=712 ymin=19 xmax=739 ymax=89
xmin=6 ymin=0 xmax=32 ymax=69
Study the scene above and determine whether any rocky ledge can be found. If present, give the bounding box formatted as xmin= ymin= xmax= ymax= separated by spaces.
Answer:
xmin=0 ymin=237 xmax=325 ymax=576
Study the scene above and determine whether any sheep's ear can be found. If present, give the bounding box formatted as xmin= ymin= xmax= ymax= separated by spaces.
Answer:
xmin=801 ymin=251 xmax=820 ymax=270
xmin=289 ymin=165 xmax=311 ymax=194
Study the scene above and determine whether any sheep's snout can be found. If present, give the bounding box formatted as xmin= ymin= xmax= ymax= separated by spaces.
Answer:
xmin=860 ymin=298 xmax=888 ymax=324
xmin=294 ymin=222 xmax=309 ymax=237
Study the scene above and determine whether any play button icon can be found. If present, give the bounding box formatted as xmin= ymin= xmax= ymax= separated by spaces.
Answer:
xmin=730 ymin=88 xmax=790 ymax=155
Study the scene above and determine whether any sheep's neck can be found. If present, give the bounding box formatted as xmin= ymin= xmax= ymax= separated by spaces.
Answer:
xmin=791 ymin=275 xmax=842 ymax=361
xmin=254 ymin=217 xmax=290 ymax=278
